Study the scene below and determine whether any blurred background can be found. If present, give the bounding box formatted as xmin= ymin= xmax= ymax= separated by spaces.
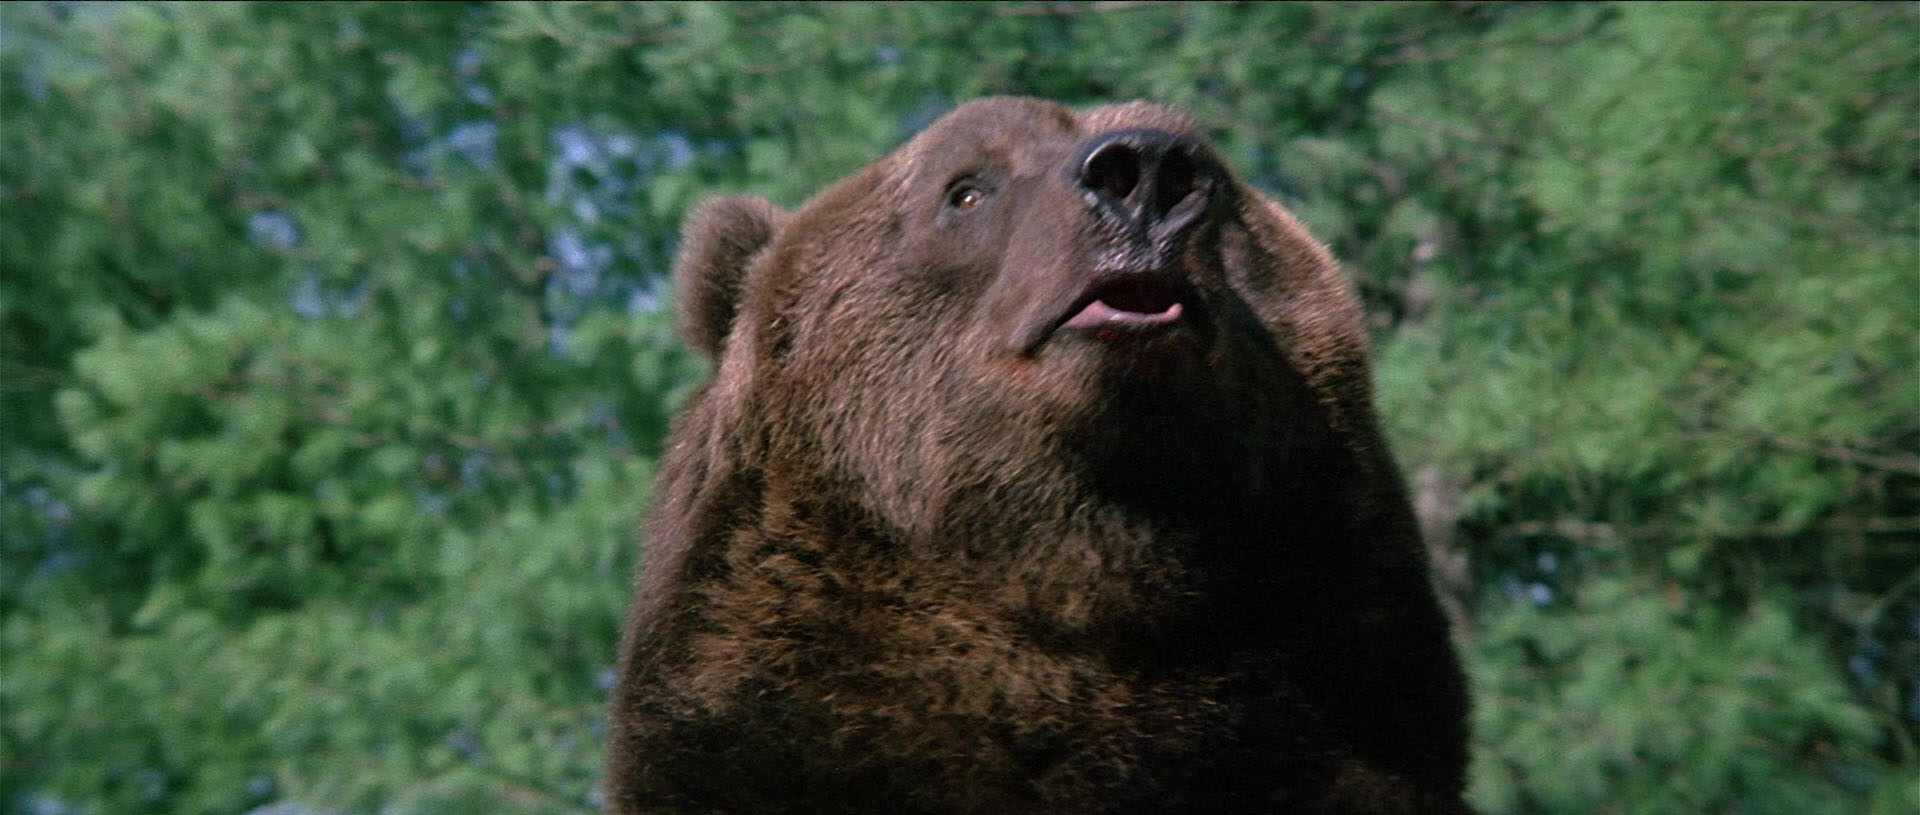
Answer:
xmin=2 ymin=3 xmax=1915 ymax=813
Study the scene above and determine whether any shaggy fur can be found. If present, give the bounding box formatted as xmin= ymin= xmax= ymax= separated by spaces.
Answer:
xmin=605 ymin=98 xmax=1470 ymax=814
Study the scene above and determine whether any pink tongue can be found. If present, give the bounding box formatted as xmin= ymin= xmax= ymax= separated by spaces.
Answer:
xmin=1063 ymin=298 xmax=1184 ymax=331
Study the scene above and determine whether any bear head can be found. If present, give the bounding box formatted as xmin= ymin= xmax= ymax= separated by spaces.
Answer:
xmin=672 ymin=98 xmax=1386 ymax=547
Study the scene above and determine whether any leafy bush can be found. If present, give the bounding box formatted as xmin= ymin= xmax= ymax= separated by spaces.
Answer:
xmin=3 ymin=3 xmax=1913 ymax=812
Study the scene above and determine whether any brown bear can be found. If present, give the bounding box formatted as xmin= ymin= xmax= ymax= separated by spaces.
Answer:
xmin=604 ymin=97 xmax=1470 ymax=814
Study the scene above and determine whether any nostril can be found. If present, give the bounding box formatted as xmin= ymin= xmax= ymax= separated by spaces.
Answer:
xmin=1082 ymin=142 xmax=1141 ymax=202
xmin=1076 ymin=129 xmax=1219 ymax=236
xmin=1155 ymin=150 xmax=1196 ymax=217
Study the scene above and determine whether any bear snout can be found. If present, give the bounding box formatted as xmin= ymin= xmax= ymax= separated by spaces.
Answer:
xmin=1073 ymin=127 xmax=1221 ymax=245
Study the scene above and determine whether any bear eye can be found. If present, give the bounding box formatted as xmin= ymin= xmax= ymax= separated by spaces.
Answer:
xmin=946 ymin=183 xmax=986 ymax=212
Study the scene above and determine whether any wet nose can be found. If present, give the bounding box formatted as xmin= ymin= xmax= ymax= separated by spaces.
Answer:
xmin=1075 ymin=128 xmax=1219 ymax=240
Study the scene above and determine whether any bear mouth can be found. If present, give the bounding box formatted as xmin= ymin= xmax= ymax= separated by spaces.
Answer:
xmin=1059 ymin=275 xmax=1190 ymax=335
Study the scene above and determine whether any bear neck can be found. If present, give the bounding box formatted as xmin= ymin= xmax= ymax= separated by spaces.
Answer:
xmin=728 ymin=443 xmax=1346 ymax=665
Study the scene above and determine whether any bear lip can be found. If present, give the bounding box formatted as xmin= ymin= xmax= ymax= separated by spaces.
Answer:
xmin=1016 ymin=273 xmax=1204 ymax=356
xmin=1057 ymin=275 xmax=1191 ymax=335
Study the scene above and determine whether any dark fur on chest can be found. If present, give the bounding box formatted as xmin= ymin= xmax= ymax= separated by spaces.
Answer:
xmin=609 ymin=464 xmax=1465 ymax=814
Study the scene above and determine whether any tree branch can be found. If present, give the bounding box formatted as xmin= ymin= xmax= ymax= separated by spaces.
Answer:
xmin=1755 ymin=434 xmax=1920 ymax=477
xmin=1500 ymin=516 xmax=1920 ymax=542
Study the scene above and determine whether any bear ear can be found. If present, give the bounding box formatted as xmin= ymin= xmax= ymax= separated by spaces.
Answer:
xmin=673 ymin=196 xmax=787 ymax=359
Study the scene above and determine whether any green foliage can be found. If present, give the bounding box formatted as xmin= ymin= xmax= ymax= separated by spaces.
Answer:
xmin=1470 ymin=576 xmax=1903 ymax=813
xmin=2 ymin=3 xmax=1914 ymax=813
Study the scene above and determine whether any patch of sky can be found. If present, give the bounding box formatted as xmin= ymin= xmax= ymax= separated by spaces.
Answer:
xmin=454 ymin=46 xmax=494 ymax=106
xmin=11 ymin=5 xmax=112 ymax=95
xmin=1848 ymin=640 xmax=1882 ymax=687
xmin=413 ymin=487 xmax=451 ymax=517
xmin=21 ymin=483 xmax=71 ymax=525
xmin=312 ymin=480 xmax=341 ymax=504
xmin=25 ymin=795 xmax=75 ymax=815
xmin=445 ymin=121 xmax=498 ymax=169
xmin=446 ymin=256 xmax=487 ymax=324
xmin=288 ymin=268 xmax=367 ymax=320
xmin=627 ymin=277 xmax=666 ymax=315
xmin=245 ymin=774 xmax=276 ymax=804
xmin=401 ymin=116 xmax=497 ymax=175
xmin=17 ymin=36 xmax=52 ymax=103
xmin=136 ymin=769 xmax=167 ymax=804
xmin=12 ymin=477 xmax=79 ymax=583
xmin=335 ymin=18 xmax=364 ymax=47
xmin=459 ymin=451 xmax=491 ymax=490
xmin=243 ymin=802 xmax=336 ymax=815
xmin=394 ymin=111 xmax=435 ymax=179
xmin=1500 ymin=575 xmax=1556 ymax=608
xmin=395 ymin=46 xmax=503 ymax=177
xmin=396 ymin=108 xmax=433 ymax=146
xmin=445 ymin=727 xmax=482 ymax=761
xmin=247 ymin=210 xmax=301 ymax=252
xmin=541 ymin=121 xmax=701 ymax=353
xmin=548 ymin=230 xmax=610 ymax=301
xmin=895 ymin=94 xmax=954 ymax=144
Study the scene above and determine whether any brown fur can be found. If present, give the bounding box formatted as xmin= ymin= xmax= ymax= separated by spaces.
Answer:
xmin=605 ymin=98 xmax=1470 ymax=814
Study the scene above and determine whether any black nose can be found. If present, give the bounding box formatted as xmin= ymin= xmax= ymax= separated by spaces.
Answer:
xmin=1075 ymin=128 xmax=1218 ymax=240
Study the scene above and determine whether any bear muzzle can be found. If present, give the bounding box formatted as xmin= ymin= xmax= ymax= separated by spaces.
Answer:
xmin=1011 ymin=127 xmax=1230 ymax=358
xmin=1074 ymin=127 xmax=1222 ymax=246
